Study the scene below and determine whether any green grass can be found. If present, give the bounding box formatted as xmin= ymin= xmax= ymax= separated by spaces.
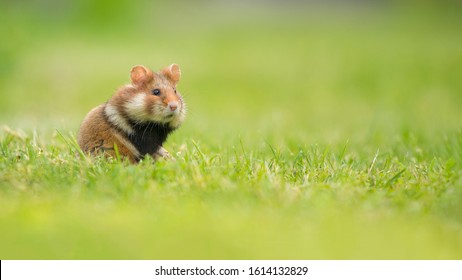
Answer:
xmin=1 ymin=1 xmax=462 ymax=259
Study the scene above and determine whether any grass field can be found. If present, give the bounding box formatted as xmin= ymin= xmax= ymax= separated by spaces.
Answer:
xmin=1 ymin=1 xmax=462 ymax=259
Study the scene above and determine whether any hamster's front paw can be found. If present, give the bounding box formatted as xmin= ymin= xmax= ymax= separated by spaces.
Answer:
xmin=155 ymin=146 xmax=173 ymax=160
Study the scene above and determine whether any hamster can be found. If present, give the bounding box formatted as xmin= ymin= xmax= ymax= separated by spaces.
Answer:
xmin=77 ymin=64 xmax=186 ymax=163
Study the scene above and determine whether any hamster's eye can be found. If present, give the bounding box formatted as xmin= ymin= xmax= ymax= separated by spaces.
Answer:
xmin=173 ymin=88 xmax=177 ymax=94
xmin=152 ymin=89 xmax=161 ymax=96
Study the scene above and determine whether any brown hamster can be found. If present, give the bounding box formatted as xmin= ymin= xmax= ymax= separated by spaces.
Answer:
xmin=77 ymin=64 xmax=186 ymax=163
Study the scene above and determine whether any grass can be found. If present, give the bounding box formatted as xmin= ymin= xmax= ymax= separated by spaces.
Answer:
xmin=1 ymin=1 xmax=462 ymax=259
xmin=1 ymin=128 xmax=461 ymax=259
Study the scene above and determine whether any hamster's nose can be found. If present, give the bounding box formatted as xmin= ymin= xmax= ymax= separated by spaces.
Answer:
xmin=168 ymin=101 xmax=178 ymax=111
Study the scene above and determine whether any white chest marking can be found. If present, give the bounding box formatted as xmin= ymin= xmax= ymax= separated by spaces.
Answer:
xmin=104 ymin=103 xmax=135 ymax=135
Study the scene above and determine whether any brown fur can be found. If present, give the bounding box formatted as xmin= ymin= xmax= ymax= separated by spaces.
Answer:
xmin=77 ymin=64 xmax=186 ymax=163
xmin=77 ymin=105 xmax=140 ymax=163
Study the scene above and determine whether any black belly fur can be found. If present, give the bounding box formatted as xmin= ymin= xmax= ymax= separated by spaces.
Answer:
xmin=127 ymin=121 xmax=174 ymax=159
xmin=101 ymin=104 xmax=175 ymax=161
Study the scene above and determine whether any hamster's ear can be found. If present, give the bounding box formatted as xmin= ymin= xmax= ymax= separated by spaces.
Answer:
xmin=162 ymin=64 xmax=181 ymax=85
xmin=130 ymin=65 xmax=153 ymax=86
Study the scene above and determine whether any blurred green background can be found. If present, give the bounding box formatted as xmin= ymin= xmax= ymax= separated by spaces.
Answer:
xmin=1 ymin=0 xmax=462 ymax=259
xmin=2 ymin=0 xmax=461 ymax=137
